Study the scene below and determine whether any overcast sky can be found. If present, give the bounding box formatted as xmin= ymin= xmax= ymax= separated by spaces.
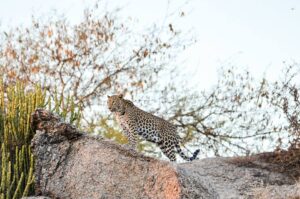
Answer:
xmin=0 ymin=0 xmax=299 ymax=89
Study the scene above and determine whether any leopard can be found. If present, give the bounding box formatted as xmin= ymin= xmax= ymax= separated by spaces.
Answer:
xmin=107 ymin=94 xmax=200 ymax=162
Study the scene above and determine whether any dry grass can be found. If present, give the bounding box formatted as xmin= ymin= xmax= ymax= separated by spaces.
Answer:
xmin=227 ymin=145 xmax=300 ymax=179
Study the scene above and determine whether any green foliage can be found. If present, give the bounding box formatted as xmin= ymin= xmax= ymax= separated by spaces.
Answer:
xmin=0 ymin=82 xmax=45 ymax=199
xmin=0 ymin=82 xmax=81 ymax=199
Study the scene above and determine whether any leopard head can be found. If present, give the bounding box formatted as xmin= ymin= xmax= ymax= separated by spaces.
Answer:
xmin=107 ymin=94 xmax=126 ymax=114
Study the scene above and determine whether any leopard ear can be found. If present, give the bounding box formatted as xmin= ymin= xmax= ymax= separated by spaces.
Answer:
xmin=118 ymin=94 xmax=123 ymax=98
xmin=107 ymin=95 xmax=111 ymax=98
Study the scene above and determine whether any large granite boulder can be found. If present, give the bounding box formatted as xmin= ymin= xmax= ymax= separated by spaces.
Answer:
xmin=29 ymin=109 xmax=298 ymax=199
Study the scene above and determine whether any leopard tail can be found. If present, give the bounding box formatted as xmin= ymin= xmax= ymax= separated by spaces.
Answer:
xmin=175 ymin=144 xmax=200 ymax=161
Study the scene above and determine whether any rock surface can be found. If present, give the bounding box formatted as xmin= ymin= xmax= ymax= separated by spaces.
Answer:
xmin=30 ymin=109 xmax=298 ymax=199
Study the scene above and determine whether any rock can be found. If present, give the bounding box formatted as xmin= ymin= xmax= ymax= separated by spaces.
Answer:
xmin=30 ymin=109 xmax=298 ymax=199
xmin=252 ymin=183 xmax=300 ymax=199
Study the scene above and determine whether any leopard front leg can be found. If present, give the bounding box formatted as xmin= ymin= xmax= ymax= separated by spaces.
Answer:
xmin=120 ymin=123 xmax=138 ymax=149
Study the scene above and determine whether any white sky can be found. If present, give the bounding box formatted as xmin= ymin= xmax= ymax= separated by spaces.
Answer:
xmin=0 ymin=0 xmax=299 ymax=89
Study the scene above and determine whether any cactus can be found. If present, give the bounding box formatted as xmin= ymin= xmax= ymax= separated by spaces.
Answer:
xmin=0 ymin=82 xmax=45 ymax=198
xmin=0 ymin=81 xmax=81 ymax=198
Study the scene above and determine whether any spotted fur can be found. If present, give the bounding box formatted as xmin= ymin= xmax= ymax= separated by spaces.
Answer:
xmin=107 ymin=94 xmax=200 ymax=161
